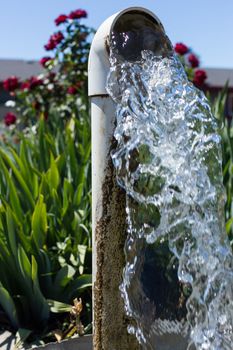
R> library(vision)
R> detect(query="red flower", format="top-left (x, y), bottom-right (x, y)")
top-left (174, 43), bottom-right (189, 55)
top-left (44, 31), bottom-right (64, 51)
top-left (55, 14), bottom-right (68, 26)
top-left (193, 69), bottom-right (207, 87)
top-left (188, 54), bottom-right (199, 68)
top-left (67, 86), bottom-right (77, 95)
top-left (52, 31), bottom-right (64, 44)
top-left (40, 57), bottom-right (52, 67)
top-left (29, 76), bottom-right (43, 89)
top-left (21, 81), bottom-right (30, 90)
top-left (67, 82), bottom-right (82, 95)
top-left (3, 76), bottom-right (19, 92)
top-left (44, 40), bottom-right (57, 51)
top-left (68, 9), bottom-right (87, 20)
top-left (4, 112), bottom-right (17, 126)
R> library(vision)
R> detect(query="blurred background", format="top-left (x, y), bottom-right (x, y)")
top-left (0, 0), bottom-right (232, 67)
top-left (0, 0), bottom-right (232, 119)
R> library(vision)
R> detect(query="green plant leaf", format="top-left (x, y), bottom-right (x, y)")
top-left (31, 256), bottom-right (50, 321)
top-left (0, 149), bottom-right (35, 208)
top-left (18, 245), bottom-right (31, 282)
top-left (0, 157), bottom-right (23, 222)
top-left (31, 195), bottom-right (47, 248)
top-left (54, 265), bottom-right (76, 289)
top-left (66, 274), bottom-right (92, 300)
top-left (6, 206), bottom-right (17, 256)
top-left (46, 154), bottom-right (60, 192)
top-left (0, 282), bottom-right (19, 329)
top-left (9, 146), bottom-right (32, 185)
top-left (47, 299), bottom-right (72, 313)
top-left (32, 172), bottom-right (39, 200)
top-left (73, 183), bottom-right (84, 207)
top-left (62, 178), bottom-right (73, 217)
top-left (77, 244), bottom-right (87, 274)
top-left (226, 217), bottom-right (233, 234)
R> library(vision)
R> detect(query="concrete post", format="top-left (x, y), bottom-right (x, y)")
top-left (91, 97), bottom-right (139, 349)
top-left (88, 7), bottom-right (166, 350)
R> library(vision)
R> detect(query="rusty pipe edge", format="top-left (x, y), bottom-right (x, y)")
top-left (88, 6), bottom-right (165, 97)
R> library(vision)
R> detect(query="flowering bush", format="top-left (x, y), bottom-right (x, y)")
top-left (0, 8), bottom-right (93, 346)
top-left (174, 42), bottom-right (207, 88)
top-left (3, 76), bottom-right (19, 92)
top-left (2, 8), bottom-right (93, 134)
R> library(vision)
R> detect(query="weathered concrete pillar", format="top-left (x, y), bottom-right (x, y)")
top-left (91, 97), bottom-right (139, 350)
top-left (88, 8), bottom-right (165, 349)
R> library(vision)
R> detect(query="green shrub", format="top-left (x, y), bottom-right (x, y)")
top-left (0, 118), bottom-right (91, 342)
top-left (211, 85), bottom-right (233, 246)
top-left (0, 8), bottom-right (92, 345)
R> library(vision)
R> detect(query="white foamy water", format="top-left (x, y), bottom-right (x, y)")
top-left (107, 50), bottom-right (233, 349)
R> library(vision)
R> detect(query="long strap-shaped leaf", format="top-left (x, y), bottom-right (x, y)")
top-left (0, 282), bottom-right (19, 329)
top-left (0, 149), bottom-right (35, 208)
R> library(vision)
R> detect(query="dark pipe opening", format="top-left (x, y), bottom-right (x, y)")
top-left (111, 10), bottom-right (173, 61)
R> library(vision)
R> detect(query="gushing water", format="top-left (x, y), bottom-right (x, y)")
top-left (107, 47), bottom-right (233, 349)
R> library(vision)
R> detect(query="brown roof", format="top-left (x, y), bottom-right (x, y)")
top-left (205, 68), bottom-right (233, 88)
top-left (0, 59), bottom-right (42, 81)
top-left (0, 59), bottom-right (233, 89)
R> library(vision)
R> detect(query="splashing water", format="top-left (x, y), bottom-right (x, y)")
top-left (107, 48), bottom-right (233, 349)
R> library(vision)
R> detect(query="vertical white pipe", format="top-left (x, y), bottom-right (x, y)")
top-left (88, 7), bottom-right (166, 349)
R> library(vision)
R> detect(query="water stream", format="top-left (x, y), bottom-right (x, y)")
top-left (107, 37), bottom-right (233, 349)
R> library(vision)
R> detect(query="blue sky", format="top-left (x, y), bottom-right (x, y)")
top-left (0, 0), bottom-right (232, 68)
